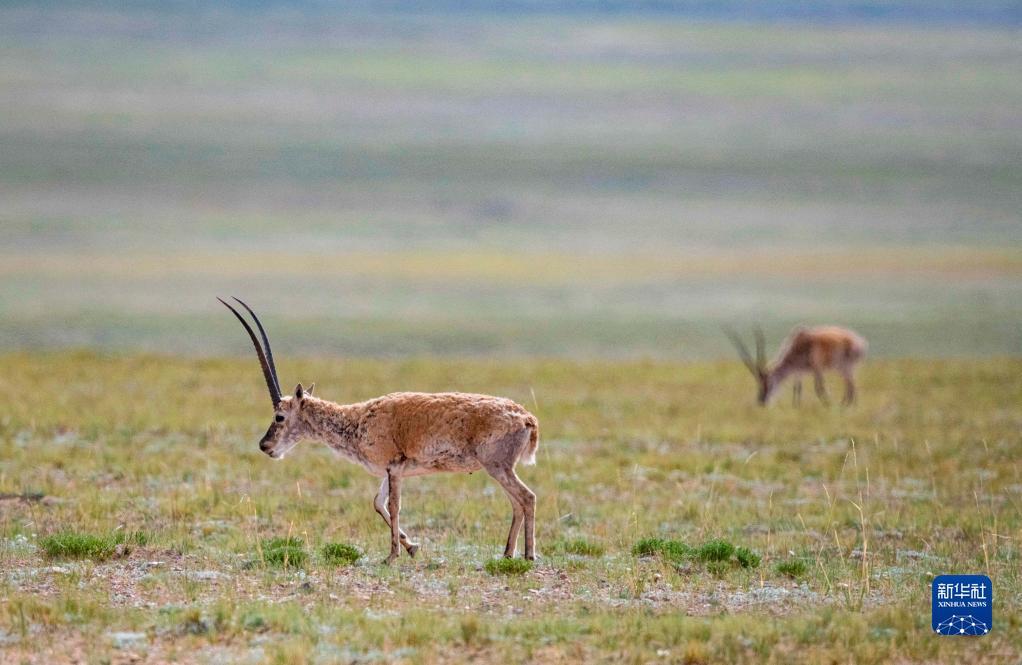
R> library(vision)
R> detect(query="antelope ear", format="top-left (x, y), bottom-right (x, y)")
top-left (306, 383), bottom-right (315, 396)
top-left (294, 383), bottom-right (304, 400)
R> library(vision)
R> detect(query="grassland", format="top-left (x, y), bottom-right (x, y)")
top-left (1, 352), bottom-right (1020, 663)
top-left (1, 7), bottom-right (1020, 660)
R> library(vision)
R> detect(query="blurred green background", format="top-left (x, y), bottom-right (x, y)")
top-left (2, 5), bottom-right (1020, 358)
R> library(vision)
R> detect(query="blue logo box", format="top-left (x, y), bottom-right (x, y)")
top-left (932, 575), bottom-right (992, 635)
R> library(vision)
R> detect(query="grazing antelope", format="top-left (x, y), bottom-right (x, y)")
top-left (725, 325), bottom-right (868, 406)
top-left (219, 297), bottom-right (540, 564)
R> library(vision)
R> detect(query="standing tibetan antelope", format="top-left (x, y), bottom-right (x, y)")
top-left (219, 297), bottom-right (539, 563)
top-left (725, 325), bottom-right (868, 406)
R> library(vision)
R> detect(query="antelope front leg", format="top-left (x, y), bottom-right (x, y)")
top-left (841, 369), bottom-right (856, 406)
top-left (384, 468), bottom-right (403, 565)
top-left (813, 370), bottom-right (830, 405)
top-left (373, 477), bottom-right (420, 557)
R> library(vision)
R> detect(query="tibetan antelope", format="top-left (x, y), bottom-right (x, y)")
top-left (219, 297), bottom-right (539, 564)
top-left (725, 325), bottom-right (868, 406)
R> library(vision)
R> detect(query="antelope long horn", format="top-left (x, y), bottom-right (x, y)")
top-left (722, 326), bottom-right (758, 376)
top-left (218, 297), bottom-right (281, 408)
top-left (231, 296), bottom-right (281, 396)
top-left (754, 326), bottom-right (765, 370)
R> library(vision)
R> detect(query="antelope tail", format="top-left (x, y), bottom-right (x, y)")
top-left (521, 417), bottom-right (539, 466)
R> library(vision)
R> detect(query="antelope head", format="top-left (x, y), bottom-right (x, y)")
top-left (219, 297), bottom-right (314, 459)
top-left (724, 326), bottom-right (772, 405)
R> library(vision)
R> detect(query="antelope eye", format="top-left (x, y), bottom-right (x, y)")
top-left (274, 414), bottom-right (285, 423)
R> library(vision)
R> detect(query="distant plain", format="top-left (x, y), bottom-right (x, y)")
top-left (2, 7), bottom-right (1019, 358)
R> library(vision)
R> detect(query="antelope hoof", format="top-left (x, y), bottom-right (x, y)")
top-left (406, 543), bottom-right (420, 558)
top-left (383, 553), bottom-right (399, 565)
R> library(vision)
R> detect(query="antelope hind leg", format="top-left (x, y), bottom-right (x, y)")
top-left (476, 428), bottom-right (538, 560)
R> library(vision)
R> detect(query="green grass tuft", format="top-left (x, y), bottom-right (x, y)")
top-left (636, 538), bottom-right (760, 571)
top-left (39, 529), bottom-right (151, 560)
top-left (696, 539), bottom-right (736, 562)
top-left (484, 558), bottom-right (533, 576)
top-left (559, 538), bottom-right (605, 557)
top-left (261, 537), bottom-right (308, 568)
top-left (40, 532), bottom-right (118, 560)
top-left (735, 546), bottom-right (761, 569)
top-left (632, 537), bottom-right (693, 562)
top-left (320, 542), bottom-right (361, 566)
top-left (776, 558), bottom-right (809, 579)
top-left (631, 537), bottom-right (664, 557)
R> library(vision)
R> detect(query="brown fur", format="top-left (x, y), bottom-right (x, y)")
top-left (262, 386), bottom-right (540, 563)
top-left (305, 392), bottom-right (537, 471)
top-left (731, 325), bottom-right (868, 406)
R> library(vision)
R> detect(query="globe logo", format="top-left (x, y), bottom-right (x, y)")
top-left (934, 615), bottom-right (989, 635)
